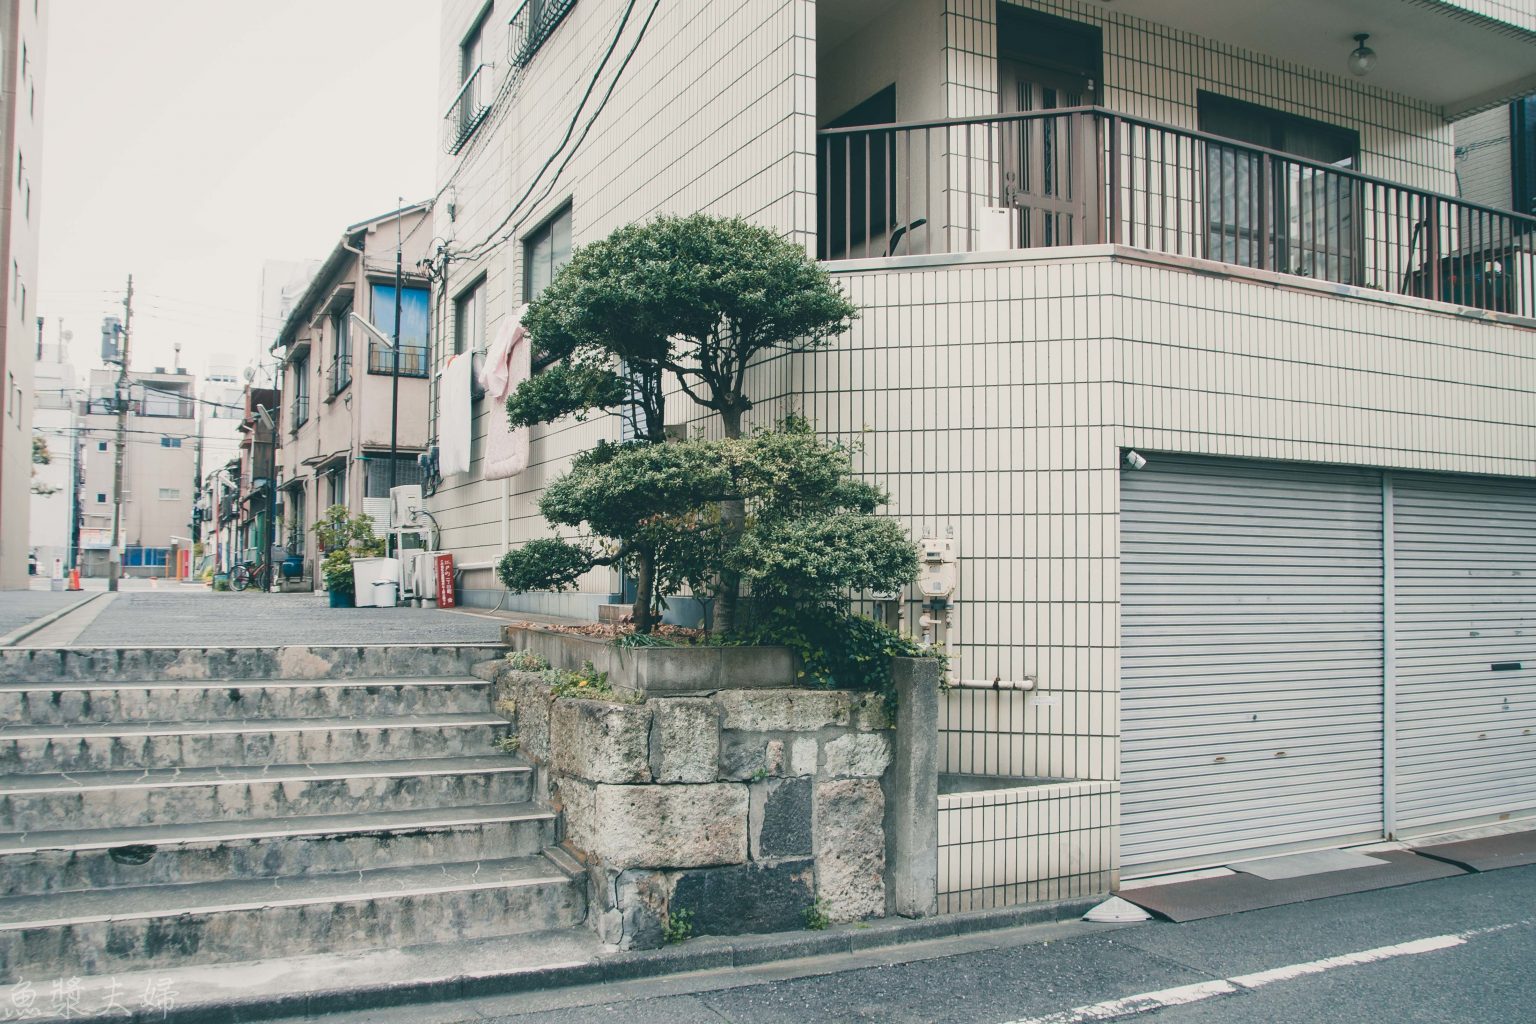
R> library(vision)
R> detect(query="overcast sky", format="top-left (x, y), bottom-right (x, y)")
top-left (38, 1), bottom-right (440, 383)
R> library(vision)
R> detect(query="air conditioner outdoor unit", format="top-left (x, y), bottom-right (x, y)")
top-left (390, 485), bottom-right (424, 528)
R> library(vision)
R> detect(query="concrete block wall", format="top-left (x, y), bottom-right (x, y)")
top-left (488, 655), bottom-right (940, 948)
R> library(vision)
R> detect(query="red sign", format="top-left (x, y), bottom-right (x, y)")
top-left (434, 553), bottom-right (456, 608)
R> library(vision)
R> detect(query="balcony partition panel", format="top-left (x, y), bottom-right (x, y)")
top-left (818, 107), bottom-right (1536, 318)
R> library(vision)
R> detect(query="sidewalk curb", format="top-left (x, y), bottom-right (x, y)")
top-left (0, 592), bottom-right (106, 647)
top-left (62, 896), bottom-right (1105, 1024)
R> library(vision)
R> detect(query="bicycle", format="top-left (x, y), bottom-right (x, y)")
top-left (229, 559), bottom-right (270, 592)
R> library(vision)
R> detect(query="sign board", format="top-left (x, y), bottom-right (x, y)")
top-left (434, 553), bottom-right (456, 608)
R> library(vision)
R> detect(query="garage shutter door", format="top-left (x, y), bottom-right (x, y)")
top-left (1392, 474), bottom-right (1536, 834)
top-left (1121, 455), bottom-right (1385, 872)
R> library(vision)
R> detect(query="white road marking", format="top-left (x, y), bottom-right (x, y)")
top-left (1001, 921), bottom-right (1529, 1024)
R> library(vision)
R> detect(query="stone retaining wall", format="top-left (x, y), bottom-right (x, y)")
top-left (487, 656), bottom-right (939, 949)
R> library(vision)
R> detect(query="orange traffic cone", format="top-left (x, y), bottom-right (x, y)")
top-left (67, 569), bottom-right (81, 591)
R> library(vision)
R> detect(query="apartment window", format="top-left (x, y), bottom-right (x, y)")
top-left (453, 277), bottom-right (486, 356)
top-left (287, 486), bottom-right (306, 552)
top-left (325, 463), bottom-right (348, 509)
top-left (291, 355), bottom-right (309, 429)
top-left (160, 436), bottom-right (182, 448)
top-left (452, 2), bottom-right (493, 149)
top-left (1199, 92), bottom-right (1360, 285)
top-left (95, 493), bottom-right (106, 503)
top-left (158, 488), bottom-right (180, 500)
top-left (97, 441), bottom-right (107, 452)
top-left (330, 300), bottom-right (352, 395)
top-left (523, 204), bottom-right (572, 301)
top-left (363, 455), bottom-right (423, 498)
top-left (1513, 96), bottom-right (1536, 216)
top-left (367, 284), bottom-right (430, 377)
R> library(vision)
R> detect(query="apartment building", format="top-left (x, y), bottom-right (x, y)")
top-left (28, 328), bottom-right (75, 576)
top-left (1455, 93), bottom-right (1534, 213)
top-left (428, 0), bottom-right (1536, 903)
top-left (0, 0), bottom-right (45, 588)
top-left (77, 368), bottom-right (198, 577)
top-left (272, 204), bottom-right (431, 579)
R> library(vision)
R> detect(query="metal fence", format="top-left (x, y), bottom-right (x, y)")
top-left (818, 106), bottom-right (1536, 316)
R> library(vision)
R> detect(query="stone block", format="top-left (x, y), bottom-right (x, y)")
top-left (851, 693), bottom-right (892, 731)
top-left (670, 860), bottom-right (815, 936)
top-left (550, 699), bottom-right (653, 784)
top-left (750, 776), bottom-right (813, 860)
top-left (501, 672), bottom-right (552, 765)
top-left (789, 737), bottom-right (818, 776)
top-left (554, 777), bottom-right (597, 852)
top-left (590, 783), bottom-right (748, 870)
top-left (814, 778), bottom-right (886, 922)
top-left (719, 732), bottom-right (771, 781)
top-left (649, 698), bottom-right (719, 784)
top-left (822, 732), bottom-right (892, 778)
top-left (716, 690), bottom-right (852, 732)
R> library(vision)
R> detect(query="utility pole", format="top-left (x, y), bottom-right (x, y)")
top-left (108, 275), bottom-right (133, 593)
top-left (388, 200), bottom-right (403, 500)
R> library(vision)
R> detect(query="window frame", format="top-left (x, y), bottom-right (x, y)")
top-left (522, 202), bottom-right (573, 302)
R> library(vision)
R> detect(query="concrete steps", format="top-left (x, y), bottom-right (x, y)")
top-left (0, 855), bottom-right (584, 982)
top-left (0, 647), bottom-right (587, 983)
top-left (0, 677), bottom-right (498, 725)
top-left (0, 712), bottom-right (511, 772)
top-left (0, 754), bottom-right (532, 830)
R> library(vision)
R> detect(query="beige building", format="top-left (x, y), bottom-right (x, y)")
top-left (77, 368), bottom-right (198, 577)
top-left (428, 0), bottom-right (1536, 904)
top-left (28, 328), bottom-right (74, 576)
top-left (272, 204), bottom-right (432, 579)
top-left (0, 0), bottom-right (45, 588)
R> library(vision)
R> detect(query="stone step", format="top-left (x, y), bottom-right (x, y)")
top-left (0, 855), bottom-right (586, 982)
top-left (0, 677), bottom-right (495, 726)
top-left (0, 802), bottom-right (556, 896)
top-left (0, 644), bottom-right (506, 685)
top-left (0, 714), bottom-right (511, 774)
top-left (0, 754), bottom-right (531, 832)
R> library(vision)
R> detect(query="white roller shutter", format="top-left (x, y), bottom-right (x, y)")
top-left (1120, 455), bottom-right (1385, 873)
top-left (1392, 474), bottom-right (1536, 834)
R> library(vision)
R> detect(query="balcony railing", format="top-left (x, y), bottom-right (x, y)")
top-left (328, 355), bottom-right (352, 397)
top-left (818, 106), bottom-right (1536, 317)
top-left (367, 344), bottom-right (430, 378)
top-left (443, 62), bottom-right (492, 155)
top-left (509, 0), bottom-right (577, 68)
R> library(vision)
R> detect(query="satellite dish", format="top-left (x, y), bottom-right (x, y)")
top-left (242, 366), bottom-right (256, 384)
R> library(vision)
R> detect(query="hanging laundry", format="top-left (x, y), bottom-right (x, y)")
top-left (437, 350), bottom-right (474, 477)
top-left (480, 304), bottom-right (530, 480)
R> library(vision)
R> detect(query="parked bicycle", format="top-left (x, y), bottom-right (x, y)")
top-left (229, 558), bottom-right (270, 592)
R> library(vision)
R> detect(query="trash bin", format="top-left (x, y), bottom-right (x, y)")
top-left (373, 579), bottom-right (399, 607)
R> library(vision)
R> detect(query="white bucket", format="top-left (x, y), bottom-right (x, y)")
top-left (372, 579), bottom-right (399, 608)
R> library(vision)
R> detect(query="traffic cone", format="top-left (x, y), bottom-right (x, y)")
top-left (67, 569), bottom-right (81, 591)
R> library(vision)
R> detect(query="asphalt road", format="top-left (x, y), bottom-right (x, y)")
top-left (292, 863), bottom-right (1536, 1024)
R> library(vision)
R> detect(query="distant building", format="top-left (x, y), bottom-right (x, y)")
top-left (1455, 94), bottom-right (1535, 214)
top-left (29, 328), bottom-right (75, 576)
top-left (254, 260), bottom-right (321, 385)
top-left (0, 0), bottom-right (46, 588)
top-left (77, 368), bottom-right (198, 578)
top-left (271, 203), bottom-right (431, 585)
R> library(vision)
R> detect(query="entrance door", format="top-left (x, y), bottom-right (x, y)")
top-left (999, 63), bottom-right (1094, 248)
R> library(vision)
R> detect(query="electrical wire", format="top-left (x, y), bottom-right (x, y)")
top-left (447, 0), bottom-right (653, 265)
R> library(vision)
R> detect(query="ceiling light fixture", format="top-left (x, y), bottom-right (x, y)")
top-left (1348, 33), bottom-right (1377, 76)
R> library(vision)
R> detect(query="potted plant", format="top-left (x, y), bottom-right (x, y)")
top-left (312, 504), bottom-right (385, 609)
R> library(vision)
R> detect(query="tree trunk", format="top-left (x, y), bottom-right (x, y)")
top-left (712, 405), bottom-right (746, 635)
top-left (632, 546), bottom-right (658, 633)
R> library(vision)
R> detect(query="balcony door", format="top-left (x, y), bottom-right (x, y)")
top-left (999, 61), bottom-right (1094, 248)
top-left (996, 5), bottom-right (1100, 249)
top-left (1199, 93), bottom-right (1361, 284)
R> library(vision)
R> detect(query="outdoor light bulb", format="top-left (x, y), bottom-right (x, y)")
top-left (1348, 34), bottom-right (1377, 76)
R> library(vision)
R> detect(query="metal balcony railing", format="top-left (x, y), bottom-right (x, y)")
top-left (509, 0), bottom-right (577, 68)
top-left (328, 356), bottom-right (351, 397)
top-left (443, 63), bottom-right (493, 155)
top-left (367, 344), bottom-right (430, 379)
top-left (818, 106), bottom-right (1536, 317)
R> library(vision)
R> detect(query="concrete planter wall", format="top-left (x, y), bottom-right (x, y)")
top-left (486, 650), bottom-right (940, 950)
top-left (503, 623), bottom-right (799, 695)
